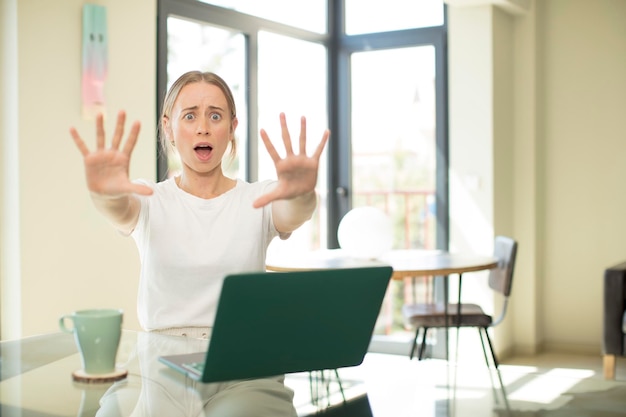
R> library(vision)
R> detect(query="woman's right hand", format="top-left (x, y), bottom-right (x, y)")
top-left (70, 110), bottom-right (153, 197)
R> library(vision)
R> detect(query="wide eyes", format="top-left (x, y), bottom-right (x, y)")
top-left (182, 112), bottom-right (222, 121)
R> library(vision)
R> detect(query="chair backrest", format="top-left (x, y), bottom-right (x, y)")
top-left (488, 236), bottom-right (518, 297)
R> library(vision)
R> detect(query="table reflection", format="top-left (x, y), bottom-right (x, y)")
top-left (95, 332), bottom-right (297, 417)
top-left (0, 330), bottom-right (373, 416)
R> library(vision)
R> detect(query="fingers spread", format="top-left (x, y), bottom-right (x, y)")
top-left (299, 116), bottom-right (307, 154)
top-left (121, 121), bottom-right (142, 156)
top-left (279, 113), bottom-right (294, 155)
top-left (260, 128), bottom-right (281, 162)
top-left (69, 127), bottom-right (90, 157)
top-left (313, 129), bottom-right (330, 159)
top-left (95, 113), bottom-right (106, 150)
top-left (128, 182), bottom-right (154, 196)
top-left (252, 191), bottom-right (276, 209)
top-left (110, 110), bottom-right (127, 149)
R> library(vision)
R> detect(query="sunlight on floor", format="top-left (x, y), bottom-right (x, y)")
top-left (507, 367), bottom-right (596, 404)
top-left (312, 352), bottom-right (626, 417)
top-left (508, 374), bottom-right (583, 404)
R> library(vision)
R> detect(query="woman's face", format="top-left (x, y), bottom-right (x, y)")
top-left (165, 81), bottom-right (238, 176)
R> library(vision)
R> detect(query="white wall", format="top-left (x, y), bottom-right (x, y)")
top-left (1, 0), bottom-right (20, 339)
top-left (540, 0), bottom-right (626, 353)
top-left (448, 3), bottom-right (521, 357)
top-left (1, 0), bottom-right (156, 339)
top-left (449, 0), bottom-right (626, 356)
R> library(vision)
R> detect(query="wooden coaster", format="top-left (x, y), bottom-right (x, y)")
top-left (72, 368), bottom-right (128, 384)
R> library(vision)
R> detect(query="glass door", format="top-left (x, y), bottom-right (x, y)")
top-left (350, 46), bottom-right (440, 354)
top-left (164, 16), bottom-right (247, 180)
top-left (257, 31), bottom-right (329, 258)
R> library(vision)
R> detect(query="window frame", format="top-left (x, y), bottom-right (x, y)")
top-left (156, 0), bottom-right (448, 250)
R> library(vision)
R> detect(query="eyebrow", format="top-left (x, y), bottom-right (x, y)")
top-left (180, 105), bottom-right (225, 113)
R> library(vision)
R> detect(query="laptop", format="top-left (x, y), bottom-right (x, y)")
top-left (159, 266), bottom-right (393, 383)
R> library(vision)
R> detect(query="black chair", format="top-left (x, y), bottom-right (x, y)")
top-left (402, 236), bottom-right (518, 387)
top-left (603, 262), bottom-right (626, 379)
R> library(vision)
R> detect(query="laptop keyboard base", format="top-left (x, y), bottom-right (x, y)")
top-left (182, 361), bottom-right (204, 375)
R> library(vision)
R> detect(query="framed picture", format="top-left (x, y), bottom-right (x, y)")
top-left (81, 4), bottom-right (107, 120)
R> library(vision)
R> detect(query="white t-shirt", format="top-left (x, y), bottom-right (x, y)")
top-left (131, 178), bottom-right (283, 331)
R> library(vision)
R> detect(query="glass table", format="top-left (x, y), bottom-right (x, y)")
top-left (0, 330), bottom-right (373, 417)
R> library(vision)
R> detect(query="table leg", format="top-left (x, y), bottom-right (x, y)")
top-left (457, 274), bottom-right (463, 324)
top-left (444, 274), bottom-right (449, 361)
top-left (455, 274), bottom-right (463, 364)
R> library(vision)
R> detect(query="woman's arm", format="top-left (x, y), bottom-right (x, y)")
top-left (270, 190), bottom-right (317, 234)
top-left (88, 192), bottom-right (142, 235)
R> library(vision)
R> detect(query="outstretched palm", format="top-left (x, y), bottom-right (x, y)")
top-left (70, 111), bottom-right (153, 197)
top-left (253, 113), bottom-right (330, 208)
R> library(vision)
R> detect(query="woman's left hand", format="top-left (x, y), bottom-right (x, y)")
top-left (253, 113), bottom-right (330, 208)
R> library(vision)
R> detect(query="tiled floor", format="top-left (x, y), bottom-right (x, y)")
top-left (289, 351), bottom-right (626, 416)
top-left (359, 352), bottom-right (626, 416)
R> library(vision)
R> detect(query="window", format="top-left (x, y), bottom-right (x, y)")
top-left (165, 16), bottom-right (247, 180)
top-left (351, 46), bottom-right (437, 250)
top-left (157, 0), bottom-right (448, 354)
top-left (345, 0), bottom-right (444, 34)
top-left (257, 32), bottom-right (329, 255)
top-left (200, 0), bottom-right (327, 33)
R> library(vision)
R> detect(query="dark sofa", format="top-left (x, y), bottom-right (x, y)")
top-left (603, 261), bottom-right (626, 379)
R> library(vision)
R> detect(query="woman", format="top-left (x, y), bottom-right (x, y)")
top-left (70, 71), bottom-right (329, 338)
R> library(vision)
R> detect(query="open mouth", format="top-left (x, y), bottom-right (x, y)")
top-left (194, 144), bottom-right (213, 161)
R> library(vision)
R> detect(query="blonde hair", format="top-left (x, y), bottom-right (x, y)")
top-left (159, 71), bottom-right (237, 158)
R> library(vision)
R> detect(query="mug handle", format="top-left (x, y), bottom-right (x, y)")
top-left (59, 315), bottom-right (74, 333)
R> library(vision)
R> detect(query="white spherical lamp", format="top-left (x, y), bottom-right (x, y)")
top-left (337, 207), bottom-right (393, 259)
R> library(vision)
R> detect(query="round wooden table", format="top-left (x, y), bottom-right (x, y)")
top-left (265, 248), bottom-right (498, 280)
top-left (266, 248), bottom-right (499, 361)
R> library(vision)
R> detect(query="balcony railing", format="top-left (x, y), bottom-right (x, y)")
top-left (299, 188), bottom-right (438, 336)
top-left (353, 189), bottom-right (435, 250)
top-left (353, 189), bottom-right (436, 335)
